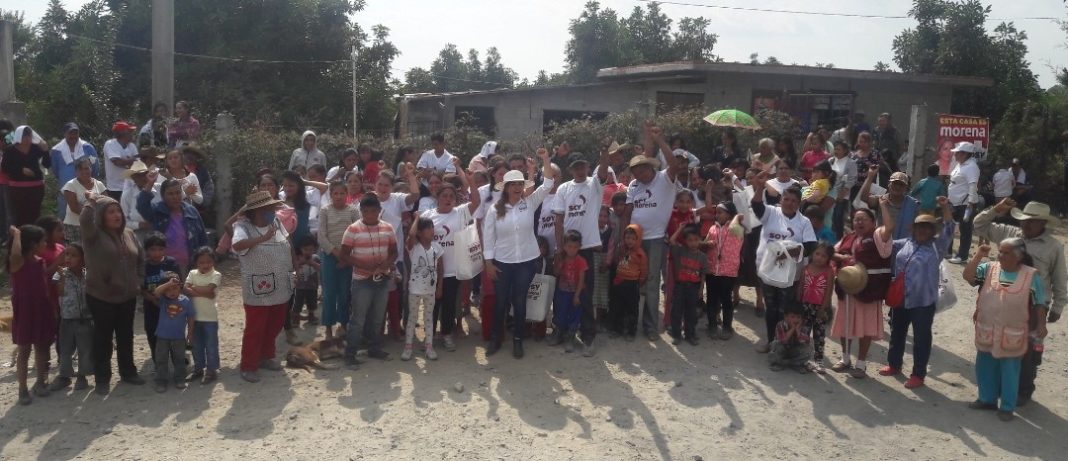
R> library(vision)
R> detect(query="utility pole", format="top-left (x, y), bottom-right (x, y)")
top-left (351, 45), bottom-right (358, 139)
top-left (151, 0), bottom-right (175, 113)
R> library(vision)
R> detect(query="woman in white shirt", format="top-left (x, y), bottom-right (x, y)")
top-left (159, 149), bottom-right (202, 205)
top-left (326, 148), bottom-right (360, 182)
top-left (60, 157), bottom-right (107, 243)
top-left (483, 148), bottom-right (554, 359)
top-left (947, 142), bottom-right (981, 264)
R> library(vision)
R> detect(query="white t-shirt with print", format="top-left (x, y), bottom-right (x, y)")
top-left (379, 192), bottom-right (410, 256)
top-left (757, 205), bottom-right (816, 278)
top-left (408, 241), bottom-right (444, 295)
top-left (552, 179), bottom-right (603, 249)
top-left (537, 194), bottom-right (558, 254)
top-left (417, 150), bottom-right (457, 174)
top-left (766, 178), bottom-right (799, 195)
top-left (626, 170), bottom-right (677, 240)
top-left (61, 178), bottom-right (107, 226)
top-left (419, 205), bottom-right (472, 278)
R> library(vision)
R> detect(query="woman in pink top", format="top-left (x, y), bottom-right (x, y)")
top-left (704, 201), bottom-right (744, 340)
top-left (798, 132), bottom-right (829, 183)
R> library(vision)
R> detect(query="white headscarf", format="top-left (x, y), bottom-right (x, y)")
top-left (478, 141), bottom-right (498, 159)
top-left (9, 125), bottom-right (43, 146)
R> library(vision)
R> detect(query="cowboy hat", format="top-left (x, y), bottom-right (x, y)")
top-left (837, 263), bottom-right (869, 296)
top-left (628, 155), bottom-right (660, 170)
top-left (913, 214), bottom-right (939, 226)
top-left (139, 146), bottom-right (166, 160)
top-left (1010, 201), bottom-right (1059, 224)
top-left (122, 160), bottom-right (150, 179)
top-left (239, 190), bottom-right (285, 213)
top-left (607, 141), bottom-right (631, 155)
top-left (494, 169), bottom-right (534, 191)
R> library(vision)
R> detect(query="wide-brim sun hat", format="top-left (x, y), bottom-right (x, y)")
top-left (122, 160), bottom-right (150, 179)
top-left (913, 214), bottom-right (939, 226)
top-left (494, 169), bottom-right (534, 191)
top-left (837, 263), bottom-right (869, 296)
top-left (239, 190), bottom-right (285, 212)
top-left (1010, 201), bottom-right (1059, 224)
top-left (628, 155), bottom-right (660, 170)
top-left (607, 141), bottom-right (631, 155)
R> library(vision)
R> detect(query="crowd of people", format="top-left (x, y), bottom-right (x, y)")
top-left (0, 109), bottom-right (1062, 424)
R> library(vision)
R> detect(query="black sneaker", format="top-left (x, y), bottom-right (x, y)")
top-left (671, 336), bottom-right (683, 346)
top-left (486, 340), bottom-right (501, 356)
top-left (344, 356), bottom-right (361, 370)
top-left (686, 336), bottom-right (699, 346)
top-left (74, 376), bottom-right (89, 390)
top-left (512, 340), bottom-right (524, 359)
top-left (368, 350), bottom-right (391, 361)
top-left (120, 375), bottom-right (146, 385)
top-left (47, 377), bottom-right (72, 392)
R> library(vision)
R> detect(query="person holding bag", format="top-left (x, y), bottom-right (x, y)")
top-left (880, 197), bottom-right (955, 389)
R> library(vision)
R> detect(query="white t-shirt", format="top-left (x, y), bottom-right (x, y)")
top-left (102, 139), bottom-right (138, 192)
top-left (626, 171), bottom-right (677, 240)
top-left (420, 205), bottom-right (472, 278)
top-left (379, 192), bottom-right (410, 256)
top-left (186, 269), bottom-right (222, 322)
top-left (473, 184), bottom-right (501, 221)
top-left (408, 241), bottom-right (444, 295)
top-left (766, 177), bottom-right (800, 195)
top-left (552, 179), bottom-right (603, 249)
top-left (948, 158), bottom-right (980, 206)
top-left (757, 205), bottom-right (816, 277)
top-left (416, 150), bottom-right (457, 174)
top-left (326, 165), bottom-right (359, 182)
top-left (61, 178), bottom-right (107, 226)
top-left (417, 196), bottom-right (437, 214)
top-left (992, 169), bottom-right (1014, 197)
top-left (537, 194), bottom-right (558, 254)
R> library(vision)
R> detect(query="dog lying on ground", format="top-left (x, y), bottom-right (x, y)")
top-left (308, 337), bottom-right (344, 360)
top-left (285, 338), bottom-right (344, 372)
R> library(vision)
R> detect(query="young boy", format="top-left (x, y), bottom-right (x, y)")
top-left (143, 232), bottom-right (181, 359)
top-left (668, 224), bottom-right (709, 346)
top-left (552, 230), bottom-right (588, 353)
top-left (910, 163), bottom-right (947, 215)
top-left (804, 204), bottom-right (837, 244)
top-left (185, 247), bottom-right (221, 384)
top-left (403, 217), bottom-right (444, 361)
top-left (340, 194), bottom-right (398, 369)
top-left (768, 303), bottom-right (814, 372)
top-left (293, 236), bottom-right (322, 324)
top-left (611, 224), bottom-right (647, 340)
top-left (152, 272), bottom-right (195, 392)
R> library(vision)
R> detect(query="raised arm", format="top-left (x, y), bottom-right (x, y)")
top-left (877, 194), bottom-right (893, 242)
top-left (859, 164), bottom-right (878, 207)
top-left (456, 157), bottom-right (481, 214)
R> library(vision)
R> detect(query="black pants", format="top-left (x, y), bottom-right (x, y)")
top-left (671, 281), bottom-right (700, 339)
top-left (951, 205), bottom-right (975, 259)
top-left (705, 275), bottom-right (736, 331)
top-left (143, 300), bottom-right (160, 358)
top-left (610, 280), bottom-right (640, 336)
top-left (433, 277), bottom-right (460, 336)
top-left (578, 248), bottom-right (597, 342)
top-left (832, 199), bottom-right (849, 241)
top-left (88, 295), bottom-right (138, 383)
top-left (105, 190), bottom-right (124, 201)
top-left (887, 304), bottom-right (935, 378)
top-left (293, 287), bottom-right (318, 319)
top-left (1019, 338), bottom-right (1041, 399)
top-left (761, 282), bottom-right (797, 342)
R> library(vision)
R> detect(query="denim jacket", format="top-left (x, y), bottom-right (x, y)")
top-left (137, 190), bottom-right (208, 258)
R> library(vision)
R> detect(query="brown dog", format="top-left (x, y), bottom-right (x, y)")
top-left (307, 337), bottom-right (344, 360)
top-left (285, 345), bottom-right (339, 372)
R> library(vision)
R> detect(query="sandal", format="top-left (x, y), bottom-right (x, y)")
top-left (806, 361), bottom-right (825, 374)
top-left (830, 361), bottom-right (852, 373)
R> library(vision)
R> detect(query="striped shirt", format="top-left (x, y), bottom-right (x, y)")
top-left (341, 220), bottom-right (396, 280)
top-left (318, 203), bottom-right (360, 254)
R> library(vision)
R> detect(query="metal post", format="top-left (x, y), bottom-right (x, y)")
top-left (214, 112), bottom-right (235, 229)
top-left (352, 45), bottom-right (358, 139)
top-left (151, 0), bottom-right (175, 113)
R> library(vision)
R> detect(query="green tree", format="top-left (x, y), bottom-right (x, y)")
top-left (673, 17), bottom-right (718, 62)
top-left (625, 3), bottom-right (672, 64)
top-left (482, 47), bottom-right (517, 88)
top-left (404, 67), bottom-right (435, 93)
top-left (466, 48), bottom-right (483, 88)
top-left (429, 44), bottom-right (469, 93)
top-left (874, 61), bottom-right (894, 72)
top-left (565, 2), bottom-right (632, 83)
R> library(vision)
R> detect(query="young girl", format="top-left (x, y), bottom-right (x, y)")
top-left (802, 160), bottom-right (836, 204)
top-left (345, 171), bottom-right (365, 205)
top-left (49, 243), bottom-right (92, 392)
top-left (704, 201), bottom-right (744, 340)
top-left (403, 217), bottom-right (444, 361)
top-left (7, 225), bottom-right (57, 405)
top-left (798, 242), bottom-right (836, 373)
top-left (185, 247), bottom-right (222, 383)
top-left (318, 181), bottom-right (360, 340)
top-left (663, 189), bottom-right (699, 328)
top-left (328, 148), bottom-right (360, 182)
top-left (34, 215), bottom-right (65, 278)
top-left (612, 225), bottom-right (647, 340)
top-left (553, 231), bottom-right (588, 353)
top-left (359, 148), bottom-right (384, 185)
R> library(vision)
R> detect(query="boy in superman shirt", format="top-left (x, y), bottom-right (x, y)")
top-left (151, 272), bottom-right (195, 392)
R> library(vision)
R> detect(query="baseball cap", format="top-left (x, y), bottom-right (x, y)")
top-left (889, 172), bottom-right (910, 185)
top-left (62, 122), bottom-right (79, 133)
top-left (112, 120), bottom-right (136, 134)
top-left (950, 142), bottom-right (976, 154)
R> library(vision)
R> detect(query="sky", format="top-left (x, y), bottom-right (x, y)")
top-left (5, 0), bottom-right (1066, 88)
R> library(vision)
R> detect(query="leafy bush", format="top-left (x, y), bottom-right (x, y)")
top-left (987, 87), bottom-right (1068, 210)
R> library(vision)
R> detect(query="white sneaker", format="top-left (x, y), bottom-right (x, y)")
top-left (948, 257), bottom-right (964, 265)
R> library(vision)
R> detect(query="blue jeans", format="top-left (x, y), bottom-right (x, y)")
top-left (345, 278), bottom-right (390, 357)
top-left (976, 351), bottom-right (1022, 411)
top-left (492, 258), bottom-right (538, 343)
top-left (320, 252), bottom-right (352, 328)
top-left (640, 239), bottom-right (667, 335)
top-left (192, 321), bottom-right (220, 371)
top-left (887, 304), bottom-right (935, 377)
top-left (552, 289), bottom-right (581, 332)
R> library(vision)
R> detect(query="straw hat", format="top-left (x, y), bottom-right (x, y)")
top-left (239, 190), bottom-right (284, 212)
top-left (607, 141), bottom-right (631, 155)
top-left (139, 146), bottom-right (166, 160)
top-left (1010, 201), bottom-right (1059, 224)
top-left (837, 263), bottom-right (869, 295)
top-left (913, 214), bottom-right (939, 226)
top-left (628, 155), bottom-right (660, 170)
top-left (494, 170), bottom-right (534, 191)
top-left (122, 160), bottom-right (150, 179)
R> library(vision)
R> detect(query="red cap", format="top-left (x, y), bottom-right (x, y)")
top-left (112, 121), bottom-right (136, 134)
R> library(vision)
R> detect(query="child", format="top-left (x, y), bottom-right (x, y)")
top-left (804, 204), bottom-right (837, 244)
top-left (768, 303), bottom-right (814, 373)
top-left (152, 272), bottom-right (195, 392)
top-left (704, 201), bottom-right (744, 340)
top-left (318, 181), bottom-right (359, 340)
top-left (293, 236), bottom-right (322, 324)
top-left (403, 217), bottom-right (444, 361)
top-left (7, 225), bottom-right (58, 405)
top-left (552, 230), bottom-right (588, 353)
top-left (592, 207), bottom-right (612, 328)
top-left (143, 232), bottom-right (181, 358)
top-left (185, 247), bottom-right (222, 383)
top-left (801, 160), bottom-right (835, 203)
top-left (798, 242), bottom-right (835, 373)
top-left (668, 224), bottom-right (709, 346)
top-left (49, 243), bottom-right (92, 392)
top-left (663, 189), bottom-right (699, 327)
top-left (611, 224), bottom-right (647, 340)
top-left (34, 215), bottom-right (65, 278)
top-left (910, 163), bottom-right (947, 215)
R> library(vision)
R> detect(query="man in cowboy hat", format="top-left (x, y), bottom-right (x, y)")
top-left (119, 160), bottom-right (159, 241)
top-left (974, 198), bottom-right (1066, 405)
top-left (103, 120), bottom-right (140, 201)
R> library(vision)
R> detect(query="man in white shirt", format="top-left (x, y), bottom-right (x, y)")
top-left (288, 131), bottom-right (327, 171)
top-left (119, 160), bottom-right (160, 241)
top-left (416, 133), bottom-right (457, 183)
top-left (992, 165), bottom-right (1015, 201)
top-left (947, 142), bottom-right (981, 263)
top-left (103, 121), bottom-right (140, 200)
top-left (622, 123), bottom-right (684, 341)
top-left (551, 148), bottom-right (610, 355)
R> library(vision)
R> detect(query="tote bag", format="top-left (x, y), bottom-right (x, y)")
top-left (526, 273), bottom-right (556, 322)
top-left (758, 240), bottom-right (803, 289)
top-left (452, 210), bottom-right (484, 280)
top-left (936, 259), bottom-right (958, 312)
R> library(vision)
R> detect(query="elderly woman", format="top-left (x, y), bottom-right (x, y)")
top-left (483, 148), bottom-right (554, 358)
top-left (137, 178), bottom-right (208, 273)
top-left (60, 158), bottom-right (107, 243)
top-left (80, 193), bottom-right (146, 394)
top-left (829, 196), bottom-right (893, 379)
top-left (963, 238), bottom-right (1048, 422)
top-left (750, 137), bottom-right (780, 173)
top-left (880, 197), bottom-right (955, 388)
top-left (3, 126), bottom-right (51, 226)
top-left (232, 190), bottom-right (294, 383)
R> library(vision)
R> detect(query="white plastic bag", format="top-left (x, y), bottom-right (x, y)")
top-left (453, 220), bottom-right (483, 280)
top-left (526, 273), bottom-right (556, 322)
top-left (936, 259), bottom-right (957, 312)
top-left (853, 174), bottom-right (886, 211)
top-left (758, 240), bottom-right (803, 288)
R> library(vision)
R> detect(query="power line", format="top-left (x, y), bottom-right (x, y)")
top-left (638, 0), bottom-right (1059, 21)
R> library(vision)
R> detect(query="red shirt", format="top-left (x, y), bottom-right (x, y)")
top-left (667, 209), bottom-right (696, 245)
top-left (556, 255), bottom-right (588, 292)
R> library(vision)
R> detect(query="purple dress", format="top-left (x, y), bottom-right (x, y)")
top-left (10, 256), bottom-right (57, 346)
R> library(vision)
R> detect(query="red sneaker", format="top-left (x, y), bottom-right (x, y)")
top-left (878, 366), bottom-right (901, 376)
top-left (904, 376), bottom-right (925, 389)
